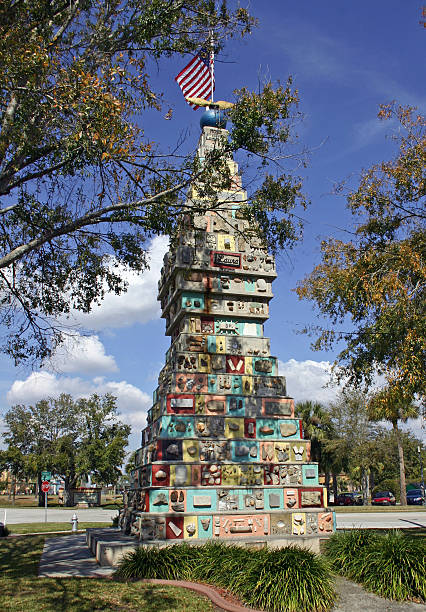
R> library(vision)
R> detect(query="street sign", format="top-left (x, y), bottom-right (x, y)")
top-left (41, 481), bottom-right (50, 493)
top-left (41, 471), bottom-right (51, 481)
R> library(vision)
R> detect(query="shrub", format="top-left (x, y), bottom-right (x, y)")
top-left (324, 529), bottom-right (378, 575)
top-left (325, 530), bottom-right (426, 602)
top-left (116, 542), bottom-right (336, 612)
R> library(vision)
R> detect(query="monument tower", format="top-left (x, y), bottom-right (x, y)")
top-left (122, 106), bottom-right (335, 548)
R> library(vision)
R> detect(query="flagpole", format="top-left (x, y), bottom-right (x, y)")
top-left (210, 30), bottom-right (214, 103)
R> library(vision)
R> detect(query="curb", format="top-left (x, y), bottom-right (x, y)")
top-left (138, 578), bottom-right (261, 612)
top-left (4, 530), bottom-right (86, 537)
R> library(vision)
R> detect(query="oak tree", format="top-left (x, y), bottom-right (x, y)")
top-left (0, 0), bottom-right (307, 364)
top-left (2, 393), bottom-right (130, 505)
top-left (297, 104), bottom-right (425, 410)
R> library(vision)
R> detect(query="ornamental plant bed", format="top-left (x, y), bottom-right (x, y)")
top-left (324, 529), bottom-right (426, 603)
top-left (115, 541), bottom-right (336, 612)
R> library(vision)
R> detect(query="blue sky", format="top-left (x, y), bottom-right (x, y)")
top-left (1, 1), bottom-right (425, 451)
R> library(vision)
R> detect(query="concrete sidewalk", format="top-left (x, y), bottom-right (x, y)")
top-left (38, 534), bottom-right (114, 578)
top-left (38, 535), bottom-right (425, 611)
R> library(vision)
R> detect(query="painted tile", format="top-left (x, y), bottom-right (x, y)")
top-left (217, 489), bottom-right (242, 511)
top-left (262, 398), bottom-right (293, 417)
top-left (302, 464), bottom-right (319, 485)
top-left (163, 416), bottom-right (194, 439)
top-left (270, 513), bottom-right (292, 536)
top-left (205, 396), bottom-right (226, 415)
top-left (273, 443), bottom-right (291, 463)
top-left (252, 356), bottom-right (276, 376)
top-left (169, 489), bottom-right (187, 513)
top-left (213, 514), bottom-right (269, 538)
top-left (264, 488), bottom-right (284, 511)
top-left (217, 234), bottom-right (236, 251)
top-left (183, 439), bottom-right (199, 462)
top-left (284, 488), bottom-right (299, 510)
top-left (227, 396), bottom-right (245, 416)
top-left (241, 375), bottom-right (253, 394)
top-left (186, 489), bottom-right (216, 512)
top-left (207, 374), bottom-right (217, 393)
top-left (232, 440), bottom-right (259, 462)
top-left (170, 464), bottom-right (190, 487)
top-left (231, 375), bottom-right (243, 394)
top-left (198, 353), bottom-right (210, 372)
top-left (244, 418), bottom-right (256, 438)
top-left (191, 464), bottom-right (202, 486)
top-left (244, 356), bottom-right (253, 375)
top-left (149, 489), bottom-right (169, 512)
top-left (151, 465), bottom-right (169, 487)
top-left (221, 465), bottom-right (240, 486)
top-left (166, 517), bottom-right (184, 539)
top-left (197, 515), bottom-right (213, 538)
top-left (195, 394), bottom-right (205, 414)
top-left (226, 355), bottom-right (245, 374)
top-left (162, 439), bottom-right (183, 461)
top-left (166, 394), bottom-right (195, 415)
top-left (257, 418), bottom-right (278, 439)
top-left (290, 443), bottom-right (307, 462)
top-left (318, 512), bottom-right (334, 534)
top-left (299, 488), bottom-right (323, 508)
top-left (292, 513), bottom-right (306, 536)
top-left (277, 419), bottom-right (301, 440)
top-left (225, 417), bottom-right (244, 438)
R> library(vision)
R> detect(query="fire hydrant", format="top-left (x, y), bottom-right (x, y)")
top-left (71, 513), bottom-right (78, 533)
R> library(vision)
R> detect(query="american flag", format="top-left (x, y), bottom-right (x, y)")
top-left (175, 51), bottom-right (215, 109)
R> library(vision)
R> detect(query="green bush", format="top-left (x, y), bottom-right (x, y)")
top-left (116, 542), bottom-right (336, 612)
top-left (325, 530), bottom-right (426, 602)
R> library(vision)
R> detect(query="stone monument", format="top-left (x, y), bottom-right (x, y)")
top-left (120, 112), bottom-right (335, 549)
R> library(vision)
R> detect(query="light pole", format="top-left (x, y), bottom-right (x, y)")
top-left (418, 446), bottom-right (425, 495)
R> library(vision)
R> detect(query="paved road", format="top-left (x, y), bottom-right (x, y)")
top-left (0, 507), bottom-right (118, 524)
top-left (1, 507), bottom-right (425, 528)
top-left (336, 511), bottom-right (426, 530)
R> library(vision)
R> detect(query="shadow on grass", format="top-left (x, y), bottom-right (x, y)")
top-left (0, 536), bottom-right (211, 611)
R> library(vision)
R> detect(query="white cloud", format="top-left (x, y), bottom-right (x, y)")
top-left (48, 334), bottom-right (118, 374)
top-left (278, 358), bottom-right (339, 405)
top-left (6, 372), bottom-right (151, 434)
top-left (66, 235), bottom-right (169, 331)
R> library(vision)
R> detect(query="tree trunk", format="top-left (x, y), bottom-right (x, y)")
top-left (324, 471), bottom-right (330, 500)
top-left (12, 476), bottom-right (16, 505)
top-left (362, 469), bottom-right (370, 505)
top-left (332, 473), bottom-right (338, 502)
top-left (37, 473), bottom-right (44, 507)
top-left (64, 475), bottom-right (77, 507)
top-left (394, 421), bottom-right (407, 505)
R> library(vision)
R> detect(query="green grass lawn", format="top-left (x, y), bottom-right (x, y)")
top-left (0, 535), bottom-right (213, 612)
top-left (6, 522), bottom-right (112, 534)
top-left (332, 505), bottom-right (426, 512)
top-left (0, 495), bottom-right (123, 508)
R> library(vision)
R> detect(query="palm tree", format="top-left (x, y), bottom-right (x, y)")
top-left (295, 401), bottom-right (338, 497)
top-left (368, 387), bottom-right (419, 506)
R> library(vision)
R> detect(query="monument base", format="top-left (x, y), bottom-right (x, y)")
top-left (86, 527), bottom-right (332, 566)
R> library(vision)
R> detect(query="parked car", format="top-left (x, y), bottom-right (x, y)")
top-left (406, 489), bottom-right (425, 505)
top-left (371, 491), bottom-right (396, 505)
top-left (334, 492), bottom-right (363, 506)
